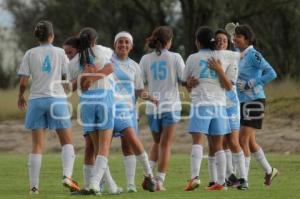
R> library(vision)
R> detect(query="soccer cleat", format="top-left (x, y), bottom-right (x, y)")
top-left (184, 176), bottom-right (200, 191)
top-left (206, 183), bottom-right (228, 191)
top-left (226, 173), bottom-right (239, 187)
top-left (237, 178), bottom-right (248, 190)
top-left (127, 184), bottom-right (137, 193)
top-left (89, 184), bottom-right (102, 196)
top-left (206, 182), bottom-right (216, 188)
top-left (142, 175), bottom-right (156, 192)
top-left (109, 186), bottom-right (123, 195)
top-left (70, 189), bottom-right (93, 196)
top-left (156, 179), bottom-right (166, 191)
top-left (264, 168), bottom-right (279, 186)
top-left (62, 176), bottom-right (80, 192)
top-left (29, 187), bottom-right (39, 195)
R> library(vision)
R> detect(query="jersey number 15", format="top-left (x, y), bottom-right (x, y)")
top-left (151, 61), bottom-right (168, 80)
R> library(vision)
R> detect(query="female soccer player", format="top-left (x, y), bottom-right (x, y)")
top-left (207, 29), bottom-right (248, 190)
top-left (112, 31), bottom-right (157, 192)
top-left (140, 26), bottom-right (185, 191)
top-left (233, 24), bottom-right (278, 186)
top-left (183, 26), bottom-right (231, 191)
top-left (17, 21), bottom-right (80, 194)
top-left (63, 36), bottom-right (123, 195)
top-left (67, 27), bottom-right (115, 195)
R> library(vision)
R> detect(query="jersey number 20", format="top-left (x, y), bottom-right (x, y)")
top-left (199, 60), bottom-right (217, 79)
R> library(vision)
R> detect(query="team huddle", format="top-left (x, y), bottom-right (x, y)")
top-left (17, 20), bottom-right (278, 196)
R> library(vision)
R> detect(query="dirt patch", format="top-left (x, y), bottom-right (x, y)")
top-left (0, 115), bottom-right (299, 154)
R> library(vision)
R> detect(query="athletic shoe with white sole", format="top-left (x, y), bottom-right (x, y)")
top-left (127, 184), bottom-right (137, 193)
top-left (62, 176), bottom-right (80, 192)
top-left (184, 176), bottom-right (200, 191)
top-left (29, 187), bottom-right (39, 195)
top-left (264, 168), bottom-right (279, 186)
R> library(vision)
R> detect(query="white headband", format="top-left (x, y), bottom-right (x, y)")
top-left (114, 31), bottom-right (133, 44)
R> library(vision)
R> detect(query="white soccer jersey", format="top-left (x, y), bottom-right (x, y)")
top-left (68, 45), bottom-right (114, 91)
top-left (183, 49), bottom-right (239, 106)
top-left (140, 49), bottom-right (185, 114)
top-left (97, 45), bottom-right (113, 60)
top-left (112, 53), bottom-right (144, 110)
top-left (222, 50), bottom-right (241, 108)
top-left (18, 44), bottom-right (69, 99)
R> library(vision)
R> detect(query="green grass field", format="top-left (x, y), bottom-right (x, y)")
top-left (0, 154), bottom-right (299, 199)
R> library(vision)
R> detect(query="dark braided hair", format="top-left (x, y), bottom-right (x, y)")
top-left (77, 27), bottom-right (98, 67)
top-left (146, 26), bottom-right (173, 56)
top-left (33, 21), bottom-right (53, 42)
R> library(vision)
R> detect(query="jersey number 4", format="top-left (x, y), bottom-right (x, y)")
top-left (42, 55), bottom-right (52, 74)
top-left (199, 60), bottom-right (217, 79)
top-left (151, 61), bottom-right (168, 80)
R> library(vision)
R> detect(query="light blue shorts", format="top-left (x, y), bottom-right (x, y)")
top-left (147, 111), bottom-right (181, 133)
top-left (113, 107), bottom-right (134, 137)
top-left (80, 89), bottom-right (114, 135)
top-left (188, 106), bottom-right (229, 135)
top-left (25, 97), bottom-right (71, 130)
top-left (226, 104), bottom-right (240, 131)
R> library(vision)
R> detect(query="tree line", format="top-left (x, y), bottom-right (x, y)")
top-left (1, 0), bottom-right (300, 88)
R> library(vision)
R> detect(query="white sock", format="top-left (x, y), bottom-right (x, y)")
top-left (136, 152), bottom-right (153, 176)
top-left (123, 155), bottom-right (136, 186)
top-left (232, 151), bottom-right (247, 180)
top-left (156, 172), bottom-right (166, 184)
top-left (91, 155), bottom-right (108, 187)
top-left (149, 160), bottom-right (157, 171)
top-left (104, 165), bottom-right (118, 191)
top-left (215, 150), bottom-right (226, 185)
top-left (252, 148), bottom-right (272, 174)
top-left (225, 149), bottom-right (233, 178)
top-left (83, 164), bottom-right (94, 190)
top-left (28, 153), bottom-right (42, 189)
top-left (61, 144), bottom-right (75, 178)
top-left (245, 156), bottom-right (251, 180)
top-left (190, 144), bottom-right (203, 179)
top-left (208, 156), bottom-right (217, 183)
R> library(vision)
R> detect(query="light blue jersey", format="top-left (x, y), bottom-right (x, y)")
top-left (111, 54), bottom-right (144, 134)
top-left (237, 46), bottom-right (277, 102)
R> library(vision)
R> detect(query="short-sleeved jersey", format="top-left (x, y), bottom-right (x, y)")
top-left (111, 53), bottom-right (144, 110)
top-left (140, 49), bottom-right (185, 114)
top-left (237, 46), bottom-right (277, 102)
top-left (18, 44), bottom-right (69, 99)
top-left (68, 45), bottom-right (114, 91)
top-left (183, 49), bottom-right (238, 106)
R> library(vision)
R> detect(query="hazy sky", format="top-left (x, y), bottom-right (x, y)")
top-left (0, 0), bottom-right (14, 28)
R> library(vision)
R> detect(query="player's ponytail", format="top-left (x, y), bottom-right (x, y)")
top-left (33, 21), bottom-right (54, 42)
top-left (77, 27), bottom-right (98, 67)
top-left (147, 26), bottom-right (173, 56)
top-left (196, 26), bottom-right (215, 50)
